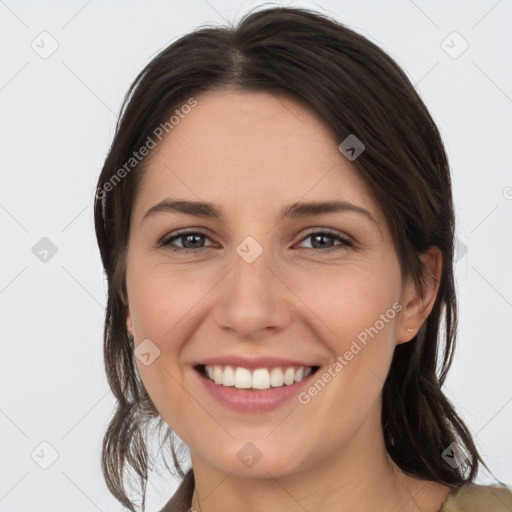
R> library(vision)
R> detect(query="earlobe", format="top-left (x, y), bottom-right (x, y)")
top-left (396, 247), bottom-right (442, 344)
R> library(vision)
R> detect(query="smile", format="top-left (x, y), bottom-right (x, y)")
top-left (193, 363), bottom-right (321, 412)
top-left (200, 364), bottom-right (319, 390)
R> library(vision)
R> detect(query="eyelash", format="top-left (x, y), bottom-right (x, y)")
top-left (159, 228), bottom-right (354, 254)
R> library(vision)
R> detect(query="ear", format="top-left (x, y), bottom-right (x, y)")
top-left (396, 246), bottom-right (442, 344)
top-left (126, 306), bottom-right (134, 338)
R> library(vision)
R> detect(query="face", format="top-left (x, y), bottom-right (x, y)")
top-left (125, 89), bottom-right (431, 479)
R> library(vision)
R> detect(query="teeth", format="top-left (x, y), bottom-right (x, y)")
top-left (213, 366), bottom-right (223, 385)
top-left (222, 365), bottom-right (235, 386)
top-left (234, 367), bottom-right (252, 388)
top-left (252, 368), bottom-right (270, 390)
top-left (270, 367), bottom-right (284, 387)
top-left (283, 367), bottom-right (295, 385)
top-left (203, 365), bottom-right (314, 389)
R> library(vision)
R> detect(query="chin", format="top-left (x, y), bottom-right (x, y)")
top-left (193, 438), bottom-right (312, 480)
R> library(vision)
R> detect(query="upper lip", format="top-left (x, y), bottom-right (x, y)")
top-left (194, 355), bottom-right (320, 370)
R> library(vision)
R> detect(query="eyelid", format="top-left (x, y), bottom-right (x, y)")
top-left (298, 227), bottom-right (353, 244)
top-left (159, 228), bottom-right (217, 248)
top-left (159, 226), bottom-right (354, 251)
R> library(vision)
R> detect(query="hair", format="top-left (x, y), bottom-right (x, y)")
top-left (94, 5), bottom-right (491, 511)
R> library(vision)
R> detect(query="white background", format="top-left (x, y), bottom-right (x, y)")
top-left (1, 1), bottom-right (511, 510)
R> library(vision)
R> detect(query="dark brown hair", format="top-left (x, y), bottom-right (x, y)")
top-left (94, 5), bottom-right (490, 511)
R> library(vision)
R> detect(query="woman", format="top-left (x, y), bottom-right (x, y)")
top-left (94, 6), bottom-right (512, 512)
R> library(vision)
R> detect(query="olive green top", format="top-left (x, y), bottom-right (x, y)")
top-left (160, 469), bottom-right (512, 512)
top-left (439, 482), bottom-right (512, 511)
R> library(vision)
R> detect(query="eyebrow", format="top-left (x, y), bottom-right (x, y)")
top-left (141, 198), bottom-right (378, 226)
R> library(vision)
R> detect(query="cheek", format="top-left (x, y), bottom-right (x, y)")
top-left (279, 264), bottom-right (401, 444)
top-left (289, 259), bottom-right (402, 343)
top-left (284, 259), bottom-right (403, 408)
top-left (126, 257), bottom-right (218, 430)
top-left (127, 258), bottom-right (212, 342)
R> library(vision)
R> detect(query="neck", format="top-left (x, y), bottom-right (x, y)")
top-left (190, 401), bottom-right (449, 512)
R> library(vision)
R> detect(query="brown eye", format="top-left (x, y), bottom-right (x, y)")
top-left (297, 229), bottom-right (353, 251)
top-left (161, 230), bottom-right (214, 253)
top-left (159, 228), bottom-right (353, 254)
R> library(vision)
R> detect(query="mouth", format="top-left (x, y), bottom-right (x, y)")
top-left (194, 364), bottom-right (321, 391)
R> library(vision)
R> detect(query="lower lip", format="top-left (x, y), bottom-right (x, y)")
top-left (195, 367), bottom-right (317, 413)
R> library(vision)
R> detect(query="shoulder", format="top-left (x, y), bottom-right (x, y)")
top-left (439, 483), bottom-right (512, 512)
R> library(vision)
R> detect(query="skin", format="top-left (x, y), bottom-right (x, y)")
top-left (125, 89), bottom-right (451, 511)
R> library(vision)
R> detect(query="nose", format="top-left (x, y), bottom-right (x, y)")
top-left (212, 239), bottom-right (293, 340)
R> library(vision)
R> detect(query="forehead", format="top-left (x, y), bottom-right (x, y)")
top-left (133, 90), bottom-right (383, 228)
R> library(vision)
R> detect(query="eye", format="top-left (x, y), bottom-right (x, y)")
top-left (159, 228), bottom-right (353, 253)
top-left (296, 228), bottom-right (354, 251)
top-left (160, 230), bottom-right (216, 253)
